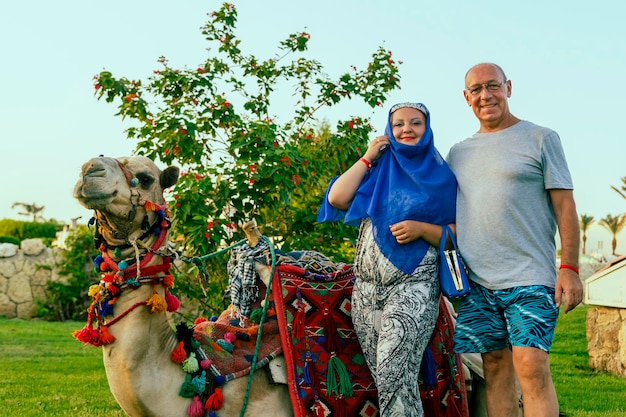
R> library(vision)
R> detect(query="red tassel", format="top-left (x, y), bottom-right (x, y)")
top-left (163, 274), bottom-right (174, 288)
top-left (293, 308), bottom-right (306, 340)
top-left (165, 290), bottom-right (180, 312)
top-left (322, 308), bottom-right (340, 353)
top-left (313, 399), bottom-right (325, 417)
top-left (187, 395), bottom-right (205, 417)
top-left (171, 341), bottom-right (187, 364)
top-left (334, 397), bottom-right (347, 417)
top-left (73, 325), bottom-right (100, 346)
top-left (98, 326), bottom-right (116, 345)
top-left (445, 396), bottom-right (464, 417)
top-left (205, 387), bottom-right (224, 411)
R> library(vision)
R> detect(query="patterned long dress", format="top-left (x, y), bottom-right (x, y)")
top-left (352, 219), bottom-right (440, 417)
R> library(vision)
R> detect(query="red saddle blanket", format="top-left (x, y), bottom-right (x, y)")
top-left (271, 263), bottom-right (469, 417)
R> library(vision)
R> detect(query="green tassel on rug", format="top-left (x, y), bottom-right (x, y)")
top-left (326, 354), bottom-right (353, 398)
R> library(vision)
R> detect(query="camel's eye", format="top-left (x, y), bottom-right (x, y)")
top-left (135, 173), bottom-right (155, 188)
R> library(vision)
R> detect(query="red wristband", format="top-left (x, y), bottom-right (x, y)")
top-left (359, 157), bottom-right (372, 169)
top-left (559, 264), bottom-right (579, 274)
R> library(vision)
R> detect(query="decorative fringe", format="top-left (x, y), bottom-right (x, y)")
top-left (171, 341), bottom-right (187, 364)
top-left (444, 392), bottom-right (464, 417)
top-left (165, 290), bottom-right (180, 312)
top-left (292, 307), bottom-right (306, 340)
top-left (191, 371), bottom-right (207, 394)
top-left (322, 308), bottom-right (340, 353)
top-left (249, 308), bottom-right (263, 324)
top-left (179, 374), bottom-right (196, 398)
top-left (182, 352), bottom-right (199, 373)
top-left (326, 355), bottom-right (353, 398)
top-left (312, 399), bottom-right (325, 417)
top-left (334, 396), bottom-right (348, 417)
top-left (205, 387), bottom-right (224, 411)
top-left (163, 274), bottom-right (175, 287)
top-left (187, 395), bottom-right (205, 417)
top-left (98, 326), bottom-right (116, 344)
top-left (214, 375), bottom-right (226, 386)
top-left (73, 325), bottom-right (98, 345)
top-left (147, 288), bottom-right (168, 313)
top-left (303, 354), bottom-right (318, 387)
top-left (200, 359), bottom-right (212, 370)
top-left (422, 391), bottom-right (438, 417)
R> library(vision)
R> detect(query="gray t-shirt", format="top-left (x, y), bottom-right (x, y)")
top-left (447, 120), bottom-right (573, 290)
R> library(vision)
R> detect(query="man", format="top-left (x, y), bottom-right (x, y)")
top-left (447, 63), bottom-right (583, 417)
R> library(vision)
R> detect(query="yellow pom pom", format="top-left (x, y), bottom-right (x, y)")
top-left (147, 293), bottom-right (167, 313)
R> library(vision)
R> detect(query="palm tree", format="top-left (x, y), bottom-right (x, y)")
top-left (11, 202), bottom-right (45, 222)
top-left (599, 214), bottom-right (626, 255)
top-left (611, 176), bottom-right (626, 200)
top-left (579, 214), bottom-right (595, 255)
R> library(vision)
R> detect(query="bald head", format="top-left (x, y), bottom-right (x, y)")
top-left (465, 63), bottom-right (507, 83)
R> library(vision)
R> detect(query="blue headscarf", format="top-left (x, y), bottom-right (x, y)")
top-left (317, 102), bottom-right (457, 274)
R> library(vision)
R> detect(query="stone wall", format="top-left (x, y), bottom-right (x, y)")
top-left (586, 306), bottom-right (626, 377)
top-left (0, 239), bottom-right (64, 319)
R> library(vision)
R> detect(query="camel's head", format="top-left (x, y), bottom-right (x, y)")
top-left (73, 156), bottom-right (179, 245)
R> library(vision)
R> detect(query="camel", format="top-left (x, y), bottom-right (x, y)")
top-left (73, 156), bottom-right (292, 417)
top-left (72, 155), bottom-right (497, 417)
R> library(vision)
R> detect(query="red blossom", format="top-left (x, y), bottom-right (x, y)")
top-left (154, 70), bottom-right (160, 74)
top-left (225, 223), bottom-right (236, 230)
top-left (348, 121), bottom-right (355, 129)
top-left (179, 128), bottom-right (187, 135)
top-left (205, 232), bottom-right (210, 239)
top-left (250, 164), bottom-right (257, 173)
top-left (280, 156), bottom-right (292, 167)
top-left (292, 175), bottom-right (301, 185)
top-left (94, 83), bottom-right (101, 90)
top-left (249, 179), bottom-right (256, 185)
top-left (195, 174), bottom-right (201, 180)
top-left (303, 160), bottom-right (309, 167)
top-left (207, 221), bottom-right (214, 229)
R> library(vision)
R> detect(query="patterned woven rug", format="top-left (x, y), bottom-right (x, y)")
top-left (272, 262), bottom-right (469, 417)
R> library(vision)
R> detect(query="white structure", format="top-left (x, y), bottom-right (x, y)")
top-left (585, 255), bottom-right (626, 308)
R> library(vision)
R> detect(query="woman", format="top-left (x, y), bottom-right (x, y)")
top-left (317, 102), bottom-right (457, 416)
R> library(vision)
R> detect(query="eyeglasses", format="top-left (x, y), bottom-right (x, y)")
top-left (465, 81), bottom-right (506, 96)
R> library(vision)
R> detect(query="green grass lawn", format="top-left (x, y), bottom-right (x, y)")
top-left (0, 304), bottom-right (624, 416)
top-left (551, 305), bottom-right (626, 417)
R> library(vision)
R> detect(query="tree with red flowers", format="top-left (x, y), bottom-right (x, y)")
top-left (94, 3), bottom-right (401, 313)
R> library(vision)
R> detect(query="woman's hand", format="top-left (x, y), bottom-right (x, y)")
top-left (363, 135), bottom-right (390, 163)
top-left (390, 220), bottom-right (422, 244)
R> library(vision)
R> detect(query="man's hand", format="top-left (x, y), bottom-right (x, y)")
top-left (555, 269), bottom-right (583, 313)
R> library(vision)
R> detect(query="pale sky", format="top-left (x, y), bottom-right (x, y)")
top-left (1, 0), bottom-right (625, 256)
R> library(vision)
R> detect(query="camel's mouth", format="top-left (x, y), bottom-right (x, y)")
top-left (73, 177), bottom-right (120, 209)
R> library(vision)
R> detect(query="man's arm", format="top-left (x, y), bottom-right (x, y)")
top-left (549, 189), bottom-right (583, 313)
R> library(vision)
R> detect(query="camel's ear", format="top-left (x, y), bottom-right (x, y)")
top-left (160, 166), bottom-right (180, 189)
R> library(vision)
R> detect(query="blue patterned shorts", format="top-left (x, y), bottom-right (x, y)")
top-left (453, 284), bottom-right (558, 353)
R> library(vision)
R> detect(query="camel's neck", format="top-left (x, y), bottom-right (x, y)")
top-left (74, 214), bottom-right (180, 348)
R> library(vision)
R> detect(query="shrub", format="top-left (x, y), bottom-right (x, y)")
top-left (35, 226), bottom-right (99, 321)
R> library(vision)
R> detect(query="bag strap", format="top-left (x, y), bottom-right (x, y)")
top-left (439, 225), bottom-right (460, 253)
